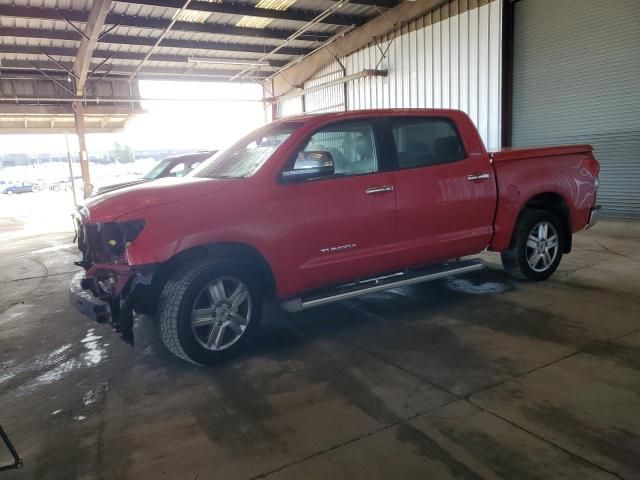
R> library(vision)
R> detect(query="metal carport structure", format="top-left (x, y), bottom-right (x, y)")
top-left (0, 0), bottom-right (401, 196)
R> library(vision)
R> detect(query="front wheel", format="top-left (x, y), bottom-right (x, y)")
top-left (501, 209), bottom-right (564, 281)
top-left (158, 260), bottom-right (262, 365)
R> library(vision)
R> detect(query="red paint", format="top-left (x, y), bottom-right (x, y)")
top-left (489, 146), bottom-right (599, 251)
top-left (79, 109), bottom-right (599, 299)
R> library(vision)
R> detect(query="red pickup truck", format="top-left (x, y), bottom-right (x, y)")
top-left (70, 109), bottom-right (600, 365)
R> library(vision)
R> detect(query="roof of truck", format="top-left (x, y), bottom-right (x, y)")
top-left (277, 108), bottom-right (468, 124)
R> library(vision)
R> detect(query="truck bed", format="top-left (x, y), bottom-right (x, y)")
top-left (488, 143), bottom-right (599, 252)
top-left (490, 144), bottom-right (593, 162)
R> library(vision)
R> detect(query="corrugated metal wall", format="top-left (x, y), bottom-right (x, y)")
top-left (275, 0), bottom-right (503, 150)
top-left (277, 93), bottom-right (304, 118)
top-left (512, 0), bottom-right (640, 218)
top-left (304, 63), bottom-right (346, 113)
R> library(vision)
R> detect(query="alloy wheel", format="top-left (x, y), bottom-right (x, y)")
top-left (190, 276), bottom-right (252, 351)
top-left (525, 221), bottom-right (559, 272)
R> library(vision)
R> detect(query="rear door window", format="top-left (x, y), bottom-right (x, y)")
top-left (390, 117), bottom-right (466, 169)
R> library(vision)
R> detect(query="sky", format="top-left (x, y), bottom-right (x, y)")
top-left (1, 80), bottom-right (266, 155)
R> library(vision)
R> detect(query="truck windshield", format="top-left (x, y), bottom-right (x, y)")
top-left (142, 157), bottom-right (174, 180)
top-left (193, 123), bottom-right (300, 179)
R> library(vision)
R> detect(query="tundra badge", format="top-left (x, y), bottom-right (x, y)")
top-left (320, 244), bottom-right (357, 254)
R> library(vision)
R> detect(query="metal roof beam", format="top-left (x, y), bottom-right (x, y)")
top-left (116, 0), bottom-right (367, 27)
top-left (0, 60), bottom-right (270, 81)
top-left (0, 44), bottom-right (287, 68)
top-left (0, 105), bottom-right (138, 115)
top-left (0, 5), bottom-right (87, 24)
top-left (0, 5), bottom-right (331, 42)
top-left (100, 33), bottom-right (310, 56)
top-left (0, 26), bottom-right (311, 57)
top-left (72, 0), bottom-right (113, 94)
top-left (128, 0), bottom-right (193, 80)
top-left (107, 13), bottom-right (330, 41)
top-left (344, 0), bottom-right (398, 6)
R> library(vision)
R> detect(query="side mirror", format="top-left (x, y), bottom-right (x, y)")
top-left (281, 151), bottom-right (335, 182)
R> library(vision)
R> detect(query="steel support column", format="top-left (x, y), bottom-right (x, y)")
top-left (73, 102), bottom-right (92, 198)
top-left (65, 134), bottom-right (78, 206)
top-left (72, 0), bottom-right (113, 199)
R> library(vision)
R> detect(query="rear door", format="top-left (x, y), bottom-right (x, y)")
top-left (388, 116), bottom-right (496, 267)
top-left (276, 118), bottom-right (397, 293)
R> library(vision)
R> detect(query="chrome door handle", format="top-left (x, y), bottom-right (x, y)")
top-left (467, 173), bottom-right (490, 181)
top-left (365, 185), bottom-right (394, 194)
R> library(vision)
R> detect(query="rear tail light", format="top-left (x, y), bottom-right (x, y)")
top-left (584, 156), bottom-right (600, 193)
top-left (585, 157), bottom-right (600, 177)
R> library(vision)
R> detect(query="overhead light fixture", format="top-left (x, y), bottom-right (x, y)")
top-left (235, 0), bottom-right (297, 29)
top-left (255, 0), bottom-right (297, 10)
top-left (173, 10), bottom-right (211, 23)
top-left (236, 16), bottom-right (273, 29)
top-left (188, 57), bottom-right (271, 67)
top-left (172, 0), bottom-right (222, 23)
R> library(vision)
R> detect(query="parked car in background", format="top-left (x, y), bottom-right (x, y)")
top-left (2, 182), bottom-right (34, 195)
top-left (93, 151), bottom-right (216, 195)
top-left (50, 179), bottom-right (72, 192)
top-left (70, 109), bottom-right (600, 365)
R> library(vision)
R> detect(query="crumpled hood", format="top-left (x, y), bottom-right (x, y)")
top-left (81, 176), bottom-right (230, 223)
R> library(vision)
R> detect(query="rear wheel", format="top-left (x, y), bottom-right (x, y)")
top-left (158, 260), bottom-right (261, 365)
top-left (501, 209), bottom-right (564, 281)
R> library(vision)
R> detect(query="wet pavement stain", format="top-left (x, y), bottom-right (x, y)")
top-left (523, 405), bottom-right (640, 476)
top-left (453, 300), bottom-right (579, 345)
top-left (83, 381), bottom-right (110, 407)
top-left (396, 423), bottom-right (484, 479)
top-left (32, 409), bottom-right (91, 480)
top-left (547, 277), bottom-right (640, 307)
top-left (583, 341), bottom-right (640, 374)
top-left (189, 362), bottom-right (287, 455)
top-left (8, 329), bottom-right (109, 396)
top-left (445, 277), bottom-right (512, 296)
top-left (1, 344), bottom-right (74, 395)
top-left (431, 419), bottom-right (583, 480)
top-left (343, 316), bottom-right (503, 396)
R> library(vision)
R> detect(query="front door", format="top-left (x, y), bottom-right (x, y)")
top-left (276, 119), bottom-right (397, 294)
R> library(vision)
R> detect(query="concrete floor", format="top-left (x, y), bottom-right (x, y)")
top-left (1, 211), bottom-right (639, 479)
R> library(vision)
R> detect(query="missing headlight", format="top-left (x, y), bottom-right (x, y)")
top-left (101, 220), bottom-right (146, 257)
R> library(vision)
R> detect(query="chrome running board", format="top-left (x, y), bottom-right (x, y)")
top-left (281, 259), bottom-right (485, 313)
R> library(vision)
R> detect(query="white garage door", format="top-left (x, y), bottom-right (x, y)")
top-left (512, 0), bottom-right (640, 217)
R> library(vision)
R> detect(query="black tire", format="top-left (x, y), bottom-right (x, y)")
top-left (158, 259), bottom-right (262, 365)
top-left (501, 209), bottom-right (565, 281)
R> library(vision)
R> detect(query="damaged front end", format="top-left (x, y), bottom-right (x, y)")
top-left (69, 211), bottom-right (153, 344)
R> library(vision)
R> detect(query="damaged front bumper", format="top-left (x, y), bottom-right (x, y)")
top-left (69, 272), bottom-right (111, 323)
top-left (69, 264), bottom-right (154, 344)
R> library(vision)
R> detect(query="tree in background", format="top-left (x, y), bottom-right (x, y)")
top-left (110, 142), bottom-right (134, 163)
